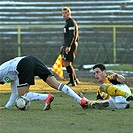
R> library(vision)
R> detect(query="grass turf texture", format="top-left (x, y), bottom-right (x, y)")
top-left (0, 80), bottom-right (133, 133)
top-left (106, 64), bottom-right (133, 71)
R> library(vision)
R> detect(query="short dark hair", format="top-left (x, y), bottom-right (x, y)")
top-left (93, 63), bottom-right (106, 71)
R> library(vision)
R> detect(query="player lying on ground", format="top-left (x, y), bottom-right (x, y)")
top-left (0, 55), bottom-right (88, 110)
top-left (77, 63), bottom-right (133, 109)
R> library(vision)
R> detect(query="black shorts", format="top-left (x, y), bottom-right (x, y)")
top-left (62, 42), bottom-right (78, 62)
top-left (17, 56), bottom-right (53, 85)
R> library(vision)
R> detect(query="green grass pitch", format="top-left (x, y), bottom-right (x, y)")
top-left (0, 80), bottom-right (133, 133)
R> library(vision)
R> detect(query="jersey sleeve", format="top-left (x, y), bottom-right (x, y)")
top-left (66, 20), bottom-right (75, 47)
top-left (3, 71), bottom-right (18, 83)
top-left (4, 77), bottom-right (19, 108)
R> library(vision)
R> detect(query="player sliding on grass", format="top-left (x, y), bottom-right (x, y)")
top-left (0, 55), bottom-right (88, 110)
top-left (77, 63), bottom-right (133, 109)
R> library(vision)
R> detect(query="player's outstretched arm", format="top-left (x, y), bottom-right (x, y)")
top-left (0, 106), bottom-right (9, 109)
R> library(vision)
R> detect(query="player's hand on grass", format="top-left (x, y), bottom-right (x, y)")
top-left (0, 106), bottom-right (8, 109)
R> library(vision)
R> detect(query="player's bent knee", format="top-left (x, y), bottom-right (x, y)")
top-left (17, 84), bottom-right (29, 96)
top-left (99, 84), bottom-right (107, 91)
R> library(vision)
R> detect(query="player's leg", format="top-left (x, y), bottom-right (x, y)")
top-left (66, 64), bottom-right (79, 86)
top-left (62, 45), bottom-right (78, 86)
top-left (17, 84), bottom-right (29, 96)
top-left (24, 92), bottom-right (54, 110)
top-left (76, 92), bottom-right (114, 109)
top-left (89, 100), bottom-right (110, 109)
top-left (63, 60), bottom-right (76, 86)
top-left (31, 55), bottom-right (88, 109)
top-left (73, 42), bottom-right (79, 84)
top-left (46, 75), bottom-right (88, 109)
top-left (17, 56), bottom-right (54, 110)
top-left (98, 96), bottom-right (130, 109)
top-left (99, 84), bottom-right (133, 101)
top-left (17, 84), bottom-right (54, 110)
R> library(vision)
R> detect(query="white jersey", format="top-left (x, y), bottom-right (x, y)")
top-left (0, 56), bottom-right (25, 108)
top-left (0, 57), bottom-right (24, 82)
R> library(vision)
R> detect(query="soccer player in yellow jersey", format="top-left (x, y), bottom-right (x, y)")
top-left (93, 64), bottom-right (130, 100)
top-left (77, 63), bottom-right (133, 109)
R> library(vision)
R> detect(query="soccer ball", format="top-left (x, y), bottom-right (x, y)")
top-left (15, 96), bottom-right (31, 110)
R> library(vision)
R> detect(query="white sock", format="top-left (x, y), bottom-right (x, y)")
top-left (58, 84), bottom-right (82, 104)
top-left (83, 97), bottom-right (89, 102)
top-left (24, 92), bottom-right (48, 101)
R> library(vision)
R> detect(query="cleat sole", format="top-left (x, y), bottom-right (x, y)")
top-left (90, 102), bottom-right (109, 109)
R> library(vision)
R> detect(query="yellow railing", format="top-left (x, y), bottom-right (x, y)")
top-left (1, 25), bottom-right (133, 63)
top-left (81, 25), bottom-right (133, 63)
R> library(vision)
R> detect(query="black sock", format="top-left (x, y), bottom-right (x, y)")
top-left (66, 66), bottom-right (74, 82)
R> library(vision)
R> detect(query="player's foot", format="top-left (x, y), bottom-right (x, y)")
top-left (66, 81), bottom-right (76, 87)
top-left (75, 78), bottom-right (80, 84)
top-left (126, 94), bottom-right (133, 101)
top-left (43, 94), bottom-right (54, 111)
top-left (90, 101), bottom-right (109, 109)
top-left (76, 92), bottom-right (84, 98)
top-left (80, 99), bottom-right (88, 109)
top-left (123, 92), bottom-right (133, 101)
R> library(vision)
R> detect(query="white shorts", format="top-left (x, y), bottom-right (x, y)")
top-left (104, 84), bottom-right (131, 109)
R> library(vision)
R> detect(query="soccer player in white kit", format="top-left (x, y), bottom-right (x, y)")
top-left (0, 55), bottom-right (88, 110)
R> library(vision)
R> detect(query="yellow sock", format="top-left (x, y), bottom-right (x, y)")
top-left (104, 85), bottom-right (126, 97)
